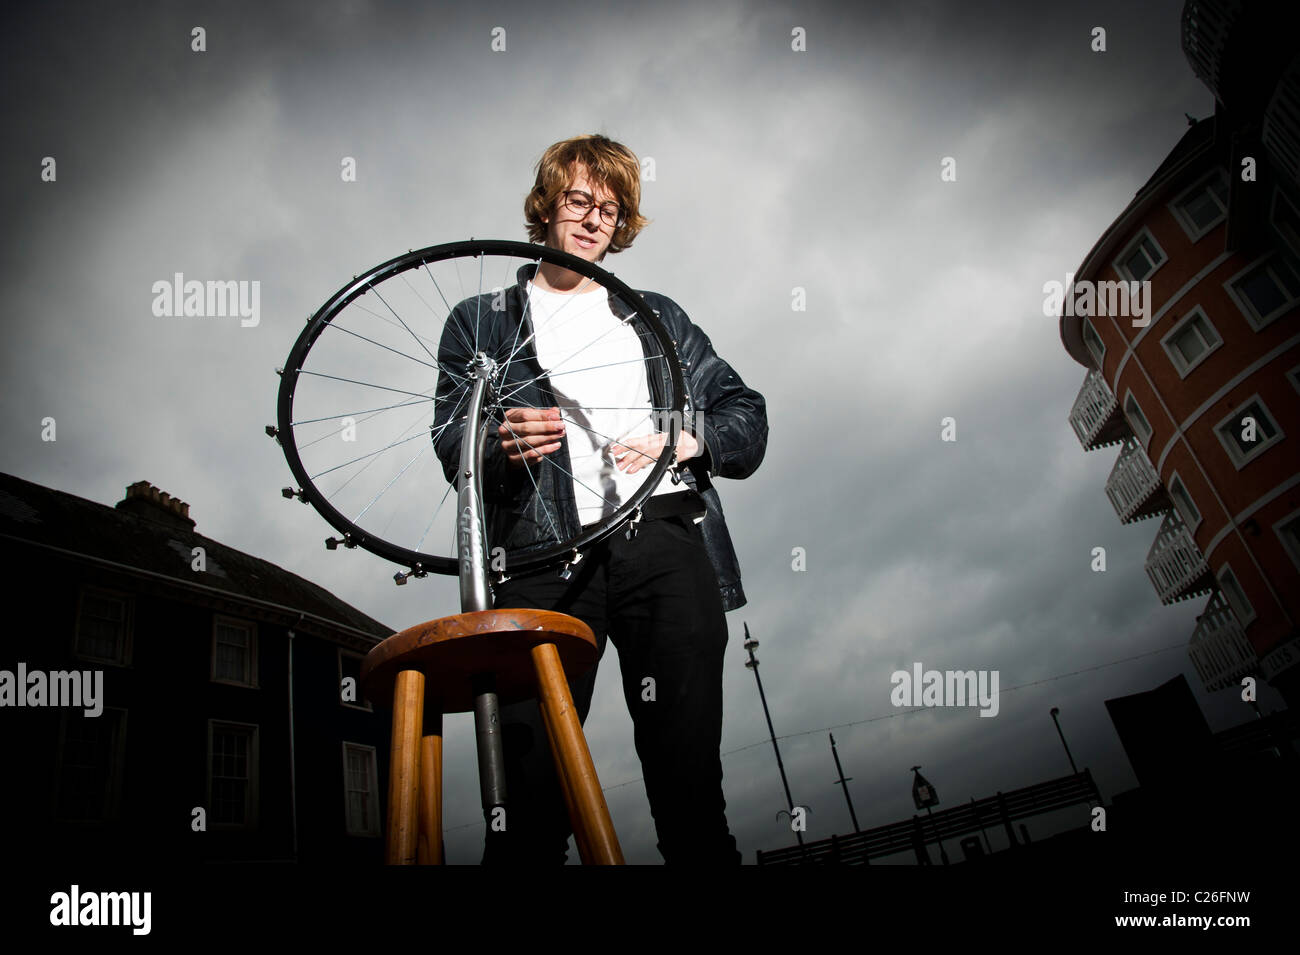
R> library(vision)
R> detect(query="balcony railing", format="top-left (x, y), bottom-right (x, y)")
top-left (1146, 507), bottom-right (1213, 604)
top-left (1188, 590), bottom-right (1258, 692)
top-left (1106, 436), bottom-right (1168, 523)
top-left (1069, 368), bottom-right (1127, 451)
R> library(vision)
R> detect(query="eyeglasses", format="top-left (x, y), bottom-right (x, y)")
top-left (561, 190), bottom-right (623, 227)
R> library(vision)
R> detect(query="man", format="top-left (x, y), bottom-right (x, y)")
top-left (433, 134), bottom-right (767, 864)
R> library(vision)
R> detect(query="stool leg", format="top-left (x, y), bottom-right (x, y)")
top-left (537, 686), bottom-right (591, 863)
top-left (386, 668), bottom-right (424, 865)
top-left (531, 642), bottom-right (624, 865)
top-left (418, 711), bottom-right (443, 865)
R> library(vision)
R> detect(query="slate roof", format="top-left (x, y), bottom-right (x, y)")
top-left (0, 471), bottom-right (393, 643)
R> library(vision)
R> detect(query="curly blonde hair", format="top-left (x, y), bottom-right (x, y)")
top-left (524, 134), bottom-right (650, 254)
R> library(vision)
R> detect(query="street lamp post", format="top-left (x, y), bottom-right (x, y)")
top-left (829, 732), bottom-right (860, 833)
top-left (744, 622), bottom-right (804, 847)
top-left (1049, 707), bottom-right (1079, 775)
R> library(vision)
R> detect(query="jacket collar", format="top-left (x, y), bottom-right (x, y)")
top-left (514, 260), bottom-right (638, 321)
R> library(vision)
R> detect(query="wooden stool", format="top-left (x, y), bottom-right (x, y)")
top-left (360, 608), bottom-right (624, 865)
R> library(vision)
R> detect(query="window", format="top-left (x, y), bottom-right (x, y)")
top-left (212, 617), bottom-right (257, 687)
top-left (1226, 254), bottom-right (1300, 330)
top-left (1170, 169), bottom-right (1230, 241)
top-left (74, 587), bottom-right (132, 666)
top-left (56, 708), bottom-right (127, 822)
top-left (343, 743), bottom-right (380, 836)
top-left (1289, 362), bottom-right (1300, 397)
top-left (1168, 473), bottom-right (1201, 531)
top-left (1124, 391), bottom-right (1153, 446)
top-left (1161, 307), bottom-right (1221, 378)
top-left (1216, 565), bottom-right (1255, 627)
top-left (1272, 188), bottom-right (1300, 259)
top-left (339, 650), bottom-right (372, 712)
top-left (1275, 509), bottom-right (1300, 573)
top-left (1114, 230), bottom-right (1167, 283)
top-left (208, 721), bottom-right (258, 828)
top-left (1214, 396), bottom-right (1284, 468)
top-left (1083, 319), bottom-right (1105, 368)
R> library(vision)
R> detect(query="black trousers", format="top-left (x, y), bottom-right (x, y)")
top-left (482, 513), bottom-right (742, 864)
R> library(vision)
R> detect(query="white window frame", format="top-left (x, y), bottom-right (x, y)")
top-left (1168, 169), bottom-right (1230, 242)
top-left (1223, 252), bottom-right (1300, 331)
top-left (1082, 318), bottom-right (1106, 369)
top-left (1112, 228), bottom-right (1167, 284)
top-left (1160, 306), bottom-right (1222, 379)
top-left (1168, 472), bottom-right (1201, 532)
top-left (73, 585), bottom-right (133, 667)
top-left (1123, 389), bottom-right (1153, 449)
top-left (1274, 507), bottom-right (1300, 574)
top-left (342, 742), bottom-right (381, 837)
top-left (54, 706), bottom-right (127, 823)
top-left (1213, 394), bottom-right (1285, 469)
top-left (1287, 362), bottom-right (1300, 397)
top-left (207, 720), bottom-right (259, 830)
top-left (1216, 564), bottom-right (1256, 627)
top-left (211, 615), bottom-right (258, 688)
top-left (338, 649), bottom-right (373, 712)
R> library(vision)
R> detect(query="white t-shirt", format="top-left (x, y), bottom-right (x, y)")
top-left (526, 281), bottom-right (674, 526)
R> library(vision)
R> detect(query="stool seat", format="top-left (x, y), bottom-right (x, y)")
top-left (361, 609), bottom-right (598, 712)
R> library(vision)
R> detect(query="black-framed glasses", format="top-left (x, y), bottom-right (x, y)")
top-left (562, 190), bottom-right (623, 227)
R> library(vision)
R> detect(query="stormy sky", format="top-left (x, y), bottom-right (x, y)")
top-left (3, 0), bottom-right (1271, 864)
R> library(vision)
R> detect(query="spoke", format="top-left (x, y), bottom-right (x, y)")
top-left (297, 369), bottom-right (444, 401)
top-left (298, 396), bottom-right (428, 453)
top-left (499, 273), bottom-right (600, 371)
top-left (415, 478), bottom-right (456, 552)
top-left (555, 413), bottom-right (666, 467)
top-left (490, 408), bottom-right (630, 528)
top-left (293, 394), bottom-right (433, 428)
top-left (420, 263), bottom-right (477, 361)
top-left (378, 444), bottom-right (438, 543)
top-left (514, 300), bottom-right (640, 392)
top-left (344, 297), bottom-right (443, 356)
top-left (366, 282), bottom-right (440, 365)
top-left (322, 317), bottom-right (447, 375)
top-left (491, 410), bottom-right (564, 545)
top-left (496, 353), bottom-right (665, 405)
top-left (309, 429), bottom-right (430, 483)
top-left (353, 440), bottom-right (431, 525)
top-left (320, 377), bottom-right (467, 505)
top-left (400, 270), bottom-right (476, 361)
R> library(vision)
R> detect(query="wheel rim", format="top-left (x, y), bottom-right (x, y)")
top-left (275, 239), bottom-right (687, 579)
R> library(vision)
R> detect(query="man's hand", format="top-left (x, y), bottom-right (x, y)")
top-left (498, 407), bottom-right (566, 467)
top-left (610, 431), bottom-right (700, 475)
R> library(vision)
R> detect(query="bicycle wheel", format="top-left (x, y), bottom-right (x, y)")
top-left (272, 239), bottom-right (687, 582)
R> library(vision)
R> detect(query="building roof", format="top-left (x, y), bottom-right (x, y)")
top-left (0, 471), bottom-right (393, 644)
top-left (1058, 116), bottom-right (1219, 366)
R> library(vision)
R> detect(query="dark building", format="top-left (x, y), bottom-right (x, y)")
top-left (0, 473), bottom-right (394, 864)
top-left (1061, 0), bottom-right (1300, 704)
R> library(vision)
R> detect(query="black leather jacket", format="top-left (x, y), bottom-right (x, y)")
top-left (432, 263), bottom-right (767, 611)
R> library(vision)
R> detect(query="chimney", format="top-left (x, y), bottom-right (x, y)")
top-left (115, 480), bottom-right (197, 531)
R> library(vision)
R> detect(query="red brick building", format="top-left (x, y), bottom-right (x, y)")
top-left (1061, 0), bottom-right (1300, 702)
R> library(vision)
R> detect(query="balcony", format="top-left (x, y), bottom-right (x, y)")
top-left (1069, 369), bottom-right (1128, 451)
top-left (1105, 436), bottom-right (1169, 524)
top-left (1145, 507), bottom-right (1213, 604)
top-left (1188, 590), bottom-right (1258, 692)
top-left (1181, 0), bottom-right (1239, 100)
